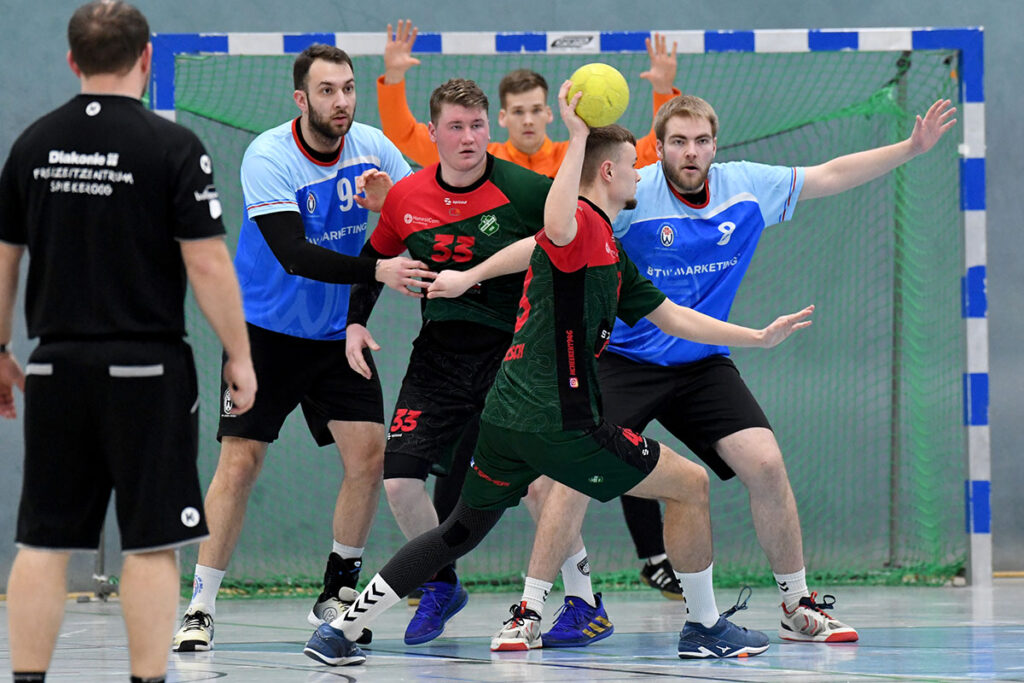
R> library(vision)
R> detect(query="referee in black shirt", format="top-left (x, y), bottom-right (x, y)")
top-left (0, 3), bottom-right (256, 682)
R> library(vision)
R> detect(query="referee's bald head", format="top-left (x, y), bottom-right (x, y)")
top-left (68, 0), bottom-right (149, 77)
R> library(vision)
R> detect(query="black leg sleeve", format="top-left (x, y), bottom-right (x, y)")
top-left (378, 499), bottom-right (504, 597)
top-left (620, 494), bottom-right (666, 560)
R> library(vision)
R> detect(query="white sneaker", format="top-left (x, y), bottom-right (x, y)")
top-left (779, 592), bottom-right (859, 642)
top-left (173, 604), bottom-right (214, 652)
top-left (490, 601), bottom-right (542, 651)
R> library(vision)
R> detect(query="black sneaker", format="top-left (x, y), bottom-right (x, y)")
top-left (640, 558), bottom-right (685, 601)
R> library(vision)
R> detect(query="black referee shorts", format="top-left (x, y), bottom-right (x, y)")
top-left (598, 352), bottom-right (772, 481)
top-left (217, 323), bottom-right (384, 447)
top-left (16, 339), bottom-right (208, 552)
top-left (382, 322), bottom-right (511, 479)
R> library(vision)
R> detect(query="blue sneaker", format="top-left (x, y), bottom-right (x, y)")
top-left (403, 579), bottom-right (469, 645)
top-left (541, 593), bottom-right (614, 648)
top-left (677, 587), bottom-right (769, 659)
top-left (303, 623), bottom-right (366, 666)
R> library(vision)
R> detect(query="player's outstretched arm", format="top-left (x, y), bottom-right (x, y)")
top-left (545, 82), bottom-right (589, 246)
top-left (636, 32), bottom-right (680, 167)
top-left (377, 20), bottom-right (440, 168)
top-left (645, 300), bottom-right (814, 348)
top-left (640, 32), bottom-right (678, 95)
top-left (426, 236), bottom-right (535, 299)
top-left (181, 237), bottom-right (256, 414)
top-left (801, 99), bottom-right (957, 200)
top-left (0, 243), bottom-right (26, 419)
top-left (383, 20), bottom-right (420, 85)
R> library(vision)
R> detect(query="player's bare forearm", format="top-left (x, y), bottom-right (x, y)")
top-left (645, 300), bottom-right (813, 348)
top-left (181, 237), bottom-right (251, 363)
top-left (801, 98), bottom-right (956, 200)
top-left (427, 237), bottom-right (534, 299)
top-left (545, 83), bottom-right (588, 246)
top-left (0, 242), bottom-right (24, 346)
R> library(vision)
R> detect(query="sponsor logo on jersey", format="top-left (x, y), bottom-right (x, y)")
top-left (504, 343), bottom-right (525, 361)
top-left (717, 221), bottom-right (737, 246)
top-left (479, 214), bottom-right (499, 236)
top-left (180, 507), bottom-right (201, 527)
top-left (443, 197), bottom-right (467, 206)
top-left (404, 213), bottom-right (439, 226)
top-left (86, 101), bottom-right (101, 117)
top-left (306, 191), bottom-right (317, 213)
top-left (659, 223), bottom-right (675, 247)
top-left (588, 474), bottom-right (604, 484)
top-left (199, 154), bottom-right (213, 175)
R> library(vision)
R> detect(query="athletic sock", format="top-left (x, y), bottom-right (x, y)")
top-left (560, 547), bottom-right (595, 605)
top-left (521, 576), bottom-right (554, 618)
top-left (332, 573), bottom-right (400, 640)
top-left (129, 677), bottom-right (165, 683)
top-left (189, 564), bottom-right (225, 616)
top-left (675, 563), bottom-right (719, 628)
top-left (646, 553), bottom-right (668, 566)
top-left (774, 568), bottom-right (809, 609)
top-left (332, 541), bottom-right (364, 560)
top-left (13, 673), bottom-right (46, 683)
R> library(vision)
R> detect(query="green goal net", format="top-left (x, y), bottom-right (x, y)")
top-left (167, 40), bottom-right (964, 595)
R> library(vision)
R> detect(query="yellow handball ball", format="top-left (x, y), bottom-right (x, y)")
top-left (567, 63), bottom-right (630, 128)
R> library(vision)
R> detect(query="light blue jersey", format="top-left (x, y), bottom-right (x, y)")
top-left (234, 119), bottom-right (412, 340)
top-left (610, 160), bottom-right (804, 365)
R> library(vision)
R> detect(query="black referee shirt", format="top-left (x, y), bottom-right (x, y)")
top-left (0, 94), bottom-right (226, 339)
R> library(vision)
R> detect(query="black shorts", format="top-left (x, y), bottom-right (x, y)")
top-left (17, 339), bottom-right (209, 552)
top-left (598, 352), bottom-right (772, 480)
top-left (383, 321), bottom-right (511, 479)
top-left (217, 323), bottom-right (384, 446)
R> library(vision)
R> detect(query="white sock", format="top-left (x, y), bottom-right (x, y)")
top-left (332, 541), bottom-right (364, 560)
top-left (646, 553), bottom-right (668, 565)
top-left (560, 547), bottom-right (595, 605)
top-left (189, 565), bottom-right (226, 616)
top-left (521, 577), bottom-right (553, 617)
top-left (332, 573), bottom-right (400, 640)
top-left (675, 563), bottom-right (719, 628)
top-left (774, 568), bottom-right (809, 609)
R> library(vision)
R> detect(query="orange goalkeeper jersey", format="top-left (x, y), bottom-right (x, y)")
top-left (376, 76), bottom-right (677, 176)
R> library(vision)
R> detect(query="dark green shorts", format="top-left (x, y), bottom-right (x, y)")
top-left (462, 420), bottom-right (662, 510)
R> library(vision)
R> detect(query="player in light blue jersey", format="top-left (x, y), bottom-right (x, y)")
top-left (174, 44), bottom-right (437, 653)
top-left (525, 91), bottom-right (956, 645)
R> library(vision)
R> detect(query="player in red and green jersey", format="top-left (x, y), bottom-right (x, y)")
top-left (304, 80), bottom-right (814, 667)
top-left (343, 78), bottom-right (553, 646)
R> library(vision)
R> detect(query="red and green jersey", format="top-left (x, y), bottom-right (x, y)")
top-left (482, 198), bottom-right (666, 432)
top-left (371, 155), bottom-right (551, 331)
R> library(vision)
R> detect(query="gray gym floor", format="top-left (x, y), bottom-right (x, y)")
top-left (2, 580), bottom-right (1023, 681)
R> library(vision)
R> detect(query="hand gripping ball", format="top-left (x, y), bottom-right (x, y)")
top-left (567, 63), bottom-right (630, 127)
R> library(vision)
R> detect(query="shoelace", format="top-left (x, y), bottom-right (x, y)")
top-left (183, 611), bottom-right (211, 631)
top-left (803, 591), bottom-right (838, 617)
top-left (503, 602), bottom-right (540, 627)
top-left (418, 582), bottom-right (454, 614)
top-left (549, 598), bottom-right (589, 628)
top-left (720, 586), bottom-right (753, 620)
